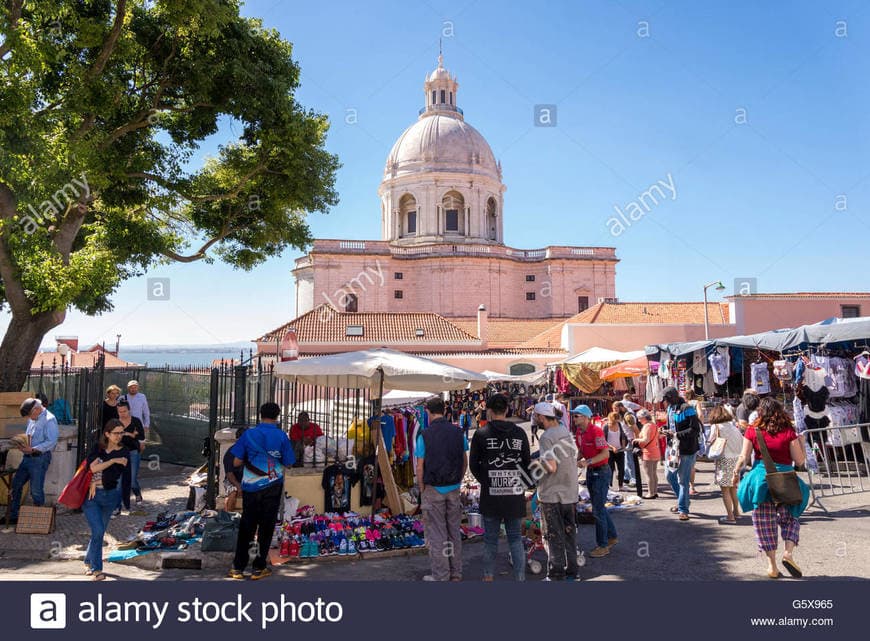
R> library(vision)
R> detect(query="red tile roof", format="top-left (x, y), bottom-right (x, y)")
top-left (31, 350), bottom-right (136, 369)
top-left (519, 302), bottom-right (731, 349)
top-left (451, 318), bottom-right (568, 348)
top-left (726, 292), bottom-right (870, 299)
top-left (256, 305), bottom-right (481, 345)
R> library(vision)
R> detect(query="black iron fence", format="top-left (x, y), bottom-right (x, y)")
top-left (23, 354), bottom-right (377, 508)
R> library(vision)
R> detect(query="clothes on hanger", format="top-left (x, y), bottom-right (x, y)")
top-left (750, 362), bottom-right (771, 394)
top-left (321, 463), bottom-right (358, 513)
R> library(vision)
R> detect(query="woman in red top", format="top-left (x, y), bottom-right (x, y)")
top-left (733, 398), bottom-right (809, 579)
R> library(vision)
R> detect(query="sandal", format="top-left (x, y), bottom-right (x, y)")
top-left (767, 569), bottom-right (782, 579)
top-left (678, 513), bottom-right (690, 521)
top-left (782, 557), bottom-right (803, 578)
top-left (718, 516), bottom-right (737, 524)
top-left (669, 506), bottom-right (680, 513)
top-left (92, 572), bottom-right (106, 581)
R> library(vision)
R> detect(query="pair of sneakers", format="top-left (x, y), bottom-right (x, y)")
top-left (227, 567), bottom-right (272, 580)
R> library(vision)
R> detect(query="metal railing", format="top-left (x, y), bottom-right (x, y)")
top-left (802, 423), bottom-right (869, 511)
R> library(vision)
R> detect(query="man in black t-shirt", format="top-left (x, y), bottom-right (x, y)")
top-left (469, 394), bottom-right (531, 581)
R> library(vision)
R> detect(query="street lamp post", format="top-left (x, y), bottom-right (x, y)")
top-left (703, 280), bottom-right (727, 340)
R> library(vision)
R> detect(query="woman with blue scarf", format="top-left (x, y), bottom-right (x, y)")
top-left (733, 397), bottom-right (810, 579)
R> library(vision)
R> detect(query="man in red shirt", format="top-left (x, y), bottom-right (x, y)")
top-left (289, 412), bottom-right (323, 467)
top-left (573, 405), bottom-right (617, 558)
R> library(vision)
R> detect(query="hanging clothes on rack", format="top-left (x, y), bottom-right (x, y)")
top-left (751, 362), bottom-right (771, 394)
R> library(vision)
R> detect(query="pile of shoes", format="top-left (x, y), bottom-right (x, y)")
top-left (118, 511), bottom-right (206, 552)
top-left (275, 511), bottom-right (425, 559)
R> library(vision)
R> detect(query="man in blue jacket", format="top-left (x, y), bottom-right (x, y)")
top-left (227, 402), bottom-right (295, 580)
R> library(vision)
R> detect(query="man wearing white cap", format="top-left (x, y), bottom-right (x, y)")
top-left (6, 399), bottom-right (59, 524)
top-left (121, 380), bottom-right (150, 502)
top-left (534, 402), bottom-right (580, 581)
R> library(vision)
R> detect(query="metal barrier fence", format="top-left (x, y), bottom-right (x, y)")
top-left (803, 423), bottom-right (870, 511)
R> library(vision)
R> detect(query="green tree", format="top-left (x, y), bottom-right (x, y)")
top-left (0, 0), bottom-right (338, 390)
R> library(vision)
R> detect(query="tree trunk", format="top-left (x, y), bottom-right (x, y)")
top-left (0, 309), bottom-right (66, 392)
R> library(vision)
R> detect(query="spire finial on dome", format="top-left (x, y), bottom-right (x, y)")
top-left (438, 38), bottom-right (443, 68)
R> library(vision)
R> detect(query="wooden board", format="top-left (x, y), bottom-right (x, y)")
top-left (0, 392), bottom-right (33, 405)
top-left (15, 505), bottom-right (55, 534)
top-left (376, 428), bottom-right (403, 516)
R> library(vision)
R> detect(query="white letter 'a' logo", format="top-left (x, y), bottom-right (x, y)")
top-left (30, 593), bottom-right (67, 629)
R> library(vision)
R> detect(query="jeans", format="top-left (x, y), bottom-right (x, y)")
top-left (9, 452), bottom-right (52, 519)
top-left (667, 452), bottom-right (697, 514)
top-left (587, 465), bottom-right (617, 548)
top-left (540, 502), bottom-right (578, 580)
top-left (482, 515), bottom-right (525, 581)
top-left (129, 449), bottom-right (141, 495)
top-left (608, 451), bottom-right (626, 488)
top-left (623, 448), bottom-right (636, 483)
top-left (83, 487), bottom-right (121, 573)
top-left (422, 486), bottom-right (463, 581)
top-left (233, 482), bottom-right (283, 572)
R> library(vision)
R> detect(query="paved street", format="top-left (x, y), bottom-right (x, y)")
top-left (1, 431), bottom-right (868, 582)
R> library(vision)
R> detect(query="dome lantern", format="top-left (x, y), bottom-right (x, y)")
top-left (422, 54), bottom-right (461, 120)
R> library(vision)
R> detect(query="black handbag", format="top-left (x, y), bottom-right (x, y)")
top-left (755, 429), bottom-right (803, 506)
top-left (201, 510), bottom-right (241, 552)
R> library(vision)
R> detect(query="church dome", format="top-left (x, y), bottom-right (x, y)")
top-left (385, 115), bottom-right (499, 180)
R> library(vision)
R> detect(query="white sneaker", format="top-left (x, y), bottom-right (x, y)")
top-left (422, 575), bottom-right (437, 582)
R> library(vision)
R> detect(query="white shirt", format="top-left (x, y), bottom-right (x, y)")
top-left (123, 391), bottom-right (151, 427)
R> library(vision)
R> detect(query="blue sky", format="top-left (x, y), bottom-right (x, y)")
top-left (7, 0), bottom-right (869, 348)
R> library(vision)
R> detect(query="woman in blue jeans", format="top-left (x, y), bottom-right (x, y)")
top-left (83, 419), bottom-right (130, 580)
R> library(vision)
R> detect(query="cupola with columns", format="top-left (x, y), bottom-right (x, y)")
top-left (379, 55), bottom-right (506, 245)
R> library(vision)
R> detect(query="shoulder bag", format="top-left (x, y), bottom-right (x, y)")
top-left (58, 459), bottom-right (93, 509)
top-left (755, 429), bottom-right (802, 506)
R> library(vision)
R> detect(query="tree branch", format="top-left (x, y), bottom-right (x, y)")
top-left (159, 224), bottom-right (243, 263)
top-left (0, 0), bottom-right (24, 61)
top-left (87, 0), bottom-right (128, 80)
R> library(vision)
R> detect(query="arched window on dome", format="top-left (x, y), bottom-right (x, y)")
top-left (442, 191), bottom-right (465, 235)
top-left (399, 193), bottom-right (417, 237)
top-left (486, 197), bottom-right (498, 241)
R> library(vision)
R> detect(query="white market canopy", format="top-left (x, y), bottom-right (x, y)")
top-left (480, 369), bottom-right (549, 385)
top-left (559, 347), bottom-right (646, 365)
top-left (381, 389), bottom-right (437, 406)
top-left (273, 348), bottom-right (488, 394)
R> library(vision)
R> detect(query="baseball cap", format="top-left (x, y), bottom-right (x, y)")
top-left (127, 380), bottom-right (139, 387)
top-left (662, 386), bottom-right (679, 398)
top-left (570, 404), bottom-right (593, 418)
top-left (533, 402), bottom-right (556, 418)
top-left (19, 397), bottom-right (42, 416)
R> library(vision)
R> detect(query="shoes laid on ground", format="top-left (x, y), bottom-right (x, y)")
top-left (589, 546), bottom-right (610, 558)
top-left (251, 567), bottom-right (272, 580)
top-left (679, 513), bottom-right (690, 521)
top-left (227, 569), bottom-right (245, 580)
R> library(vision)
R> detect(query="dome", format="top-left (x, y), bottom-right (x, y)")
top-left (428, 66), bottom-right (451, 81)
top-left (385, 114), bottom-right (499, 181)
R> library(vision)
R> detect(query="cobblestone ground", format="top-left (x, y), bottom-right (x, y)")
top-left (1, 431), bottom-right (868, 582)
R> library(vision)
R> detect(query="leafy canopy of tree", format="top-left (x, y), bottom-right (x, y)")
top-left (0, 0), bottom-right (339, 390)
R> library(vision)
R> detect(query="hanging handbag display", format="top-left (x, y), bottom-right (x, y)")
top-left (58, 459), bottom-right (93, 509)
top-left (755, 429), bottom-right (803, 506)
